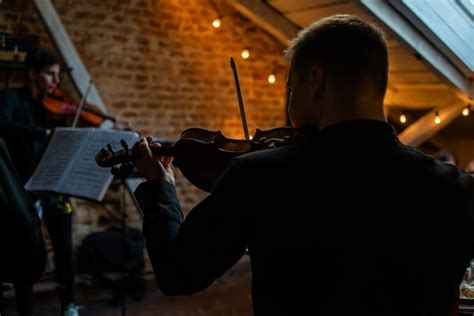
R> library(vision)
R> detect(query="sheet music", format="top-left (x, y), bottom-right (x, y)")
top-left (25, 127), bottom-right (140, 201)
top-left (65, 129), bottom-right (139, 200)
top-left (25, 128), bottom-right (89, 192)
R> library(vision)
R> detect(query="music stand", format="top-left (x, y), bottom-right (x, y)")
top-left (112, 171), bottom-right (145, 316)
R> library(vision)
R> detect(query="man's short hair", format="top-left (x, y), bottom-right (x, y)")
top-left (285, 14), bottom-right (388, 97)
top-left (25, 49), bottom-right (61, 72)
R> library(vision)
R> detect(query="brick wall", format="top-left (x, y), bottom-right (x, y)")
top-left (0, 0), bottom-right (288, 260)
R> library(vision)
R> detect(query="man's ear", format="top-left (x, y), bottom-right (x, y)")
top-left (309, 65), bottom-right (324, 100)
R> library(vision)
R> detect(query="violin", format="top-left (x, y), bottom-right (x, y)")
top-left (95, 57), bottom-right (297, 192)
top-left (95, 126), bottom-right (299, 192)
top-left (43, 88), bottom-right (116, 126)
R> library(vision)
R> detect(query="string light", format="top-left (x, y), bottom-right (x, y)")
top-left (463, 104), bottom-right (471, 117)
top-left (212, 18), bottom-right (221, 28)
top-left (434, 111), bottom-right (441, 124)
top-left (241, 48), bottom-right (250, 59)
top-left (268, 73), bottom-right (276, 84)
top-left (207, 0), bottom-right (276, 84)
top-left (399, 113), bottom-right (407, 124)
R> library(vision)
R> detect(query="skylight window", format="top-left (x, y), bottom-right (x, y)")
top-left (455, 0), bottom-right (474, 21)
top-left (392, 0), bottom-right (474, 74)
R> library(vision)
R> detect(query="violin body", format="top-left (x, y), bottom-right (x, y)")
top-left (96, 127), bottom-right (299, 192)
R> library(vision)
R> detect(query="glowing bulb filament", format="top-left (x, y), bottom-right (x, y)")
top-left (212, 18), bottom-right (221, 28)
top-left (435, 112), bottom-right (441, 124)
top-left (400, 114), bottom-right (406, 123)
top-left (268, 73), bottom-right (276, 84)
top-left (463, 107), bottom-right (470, 116)
top-left (241, 49), bottom-right (250, 59)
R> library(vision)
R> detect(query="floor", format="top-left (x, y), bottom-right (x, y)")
top-left (2, 260), bottom-right (253, 316)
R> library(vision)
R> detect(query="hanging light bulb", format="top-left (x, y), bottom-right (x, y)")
top-left (241, 48), bottom-right (250, 59)
top-left (463, 104), bottom-right (471, 116)
top-left (434, 111), bottom-right (441, 124)
top-left (399, 113), bottom-right (407, 124)
top-left (212, 18), bottom-right (221, 28)
top-left (268, 73), bottom-right (276, 84)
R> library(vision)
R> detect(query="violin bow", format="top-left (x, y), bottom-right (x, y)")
top-left (230, 57), bottom-right (250, 140)
top-left (71, 79), bottom-right (93, 127)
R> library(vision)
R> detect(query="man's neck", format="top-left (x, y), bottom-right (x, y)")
top-left (29, 84), bottom-right (44, 100)
top-left (318, 100), bottom-right (386, 131)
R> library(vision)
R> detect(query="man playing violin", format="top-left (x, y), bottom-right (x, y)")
top-left (134, 15), bottom-right (474, 315)
top-left (0, 49), bottom-right (79, 316)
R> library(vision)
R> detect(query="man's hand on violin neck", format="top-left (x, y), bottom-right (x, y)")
top-left (135, 137), bottom-right (175, 185)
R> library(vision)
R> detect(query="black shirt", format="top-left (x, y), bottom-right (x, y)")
top-left (136, 120), bottom-right (474, 316)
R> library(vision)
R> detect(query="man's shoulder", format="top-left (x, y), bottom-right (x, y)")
top-left (231, 143), bottom-right (301, 168)
top-left (397, 142), bottom-right (473, 191)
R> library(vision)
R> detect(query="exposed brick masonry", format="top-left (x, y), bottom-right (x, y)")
top-left (0, 0), bottom-right (288, 263)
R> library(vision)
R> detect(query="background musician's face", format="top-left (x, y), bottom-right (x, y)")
top-left (30, 63), bottom-right (60, 95)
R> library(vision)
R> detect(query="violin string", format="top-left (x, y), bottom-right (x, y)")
top-left (71, 79), bottom-right (93, 128)
top-left (230, 57), bottom-right (250, 140)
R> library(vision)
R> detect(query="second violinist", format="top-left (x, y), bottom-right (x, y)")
top-left (0, 49), bottom-right (81, 316)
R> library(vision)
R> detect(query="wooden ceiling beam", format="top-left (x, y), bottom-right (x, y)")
top-left (225, 0), bottom-right (299, 46)
top-left (398, 102), bottom-right (465, 147)
top-left (390, 83), bottom-right (450, 90)
top-left (386, 108), bottom-right (448, 149)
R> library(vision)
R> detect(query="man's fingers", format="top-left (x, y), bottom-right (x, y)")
top-left (138, 137), bottom-right (153, 157)
top-left (150, 142), bottom-right (162, 149)
top-left (162, 156), bottom-right (174, 166)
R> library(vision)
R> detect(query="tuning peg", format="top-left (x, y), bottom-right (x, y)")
top-left (120, 139), bottom-right (129, 150)
top-left (106, 143), bottom-right (114, 155)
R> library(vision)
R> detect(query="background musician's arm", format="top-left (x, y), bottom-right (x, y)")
top-left (0, 89), bottom-right (50, 140)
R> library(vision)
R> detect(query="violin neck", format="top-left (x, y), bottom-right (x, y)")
top-left (83, 106), bottom-right (116, 123)
top-left (150, 144), bottom-right (174, 157)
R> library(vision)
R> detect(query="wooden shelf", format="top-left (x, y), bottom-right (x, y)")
top-left (0, 51), bottom-right (26, 63)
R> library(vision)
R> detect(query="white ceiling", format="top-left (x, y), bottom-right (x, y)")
top-left (390, 0), bottom-right (474, 75)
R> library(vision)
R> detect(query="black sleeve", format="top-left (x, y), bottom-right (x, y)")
top-left (135, 163), bottom-right (249, 296)
top-left (0, 89), bottom-right (47, 140)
